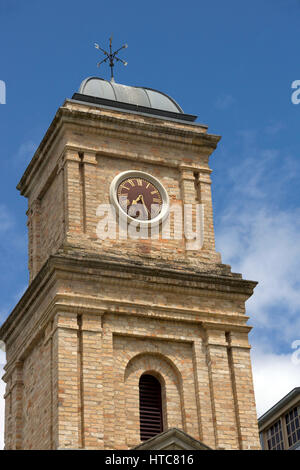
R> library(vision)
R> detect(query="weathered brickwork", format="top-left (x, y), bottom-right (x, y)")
top-left (0, 97), bottom-right (261, 449)
top-left (19, 101), bottom-right (223, 281)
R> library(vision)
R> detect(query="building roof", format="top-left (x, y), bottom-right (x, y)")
top-left (72, 77), bottom-right (197, 122)
top-left (258, 387), bottom-right (300, 428)
top-left (78, 77), bottom-right (183, 112)
top-left (132, 427), bottom-right (211, 450)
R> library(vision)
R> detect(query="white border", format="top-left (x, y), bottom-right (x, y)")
top-left (109, 170), bottom-right (170, 227)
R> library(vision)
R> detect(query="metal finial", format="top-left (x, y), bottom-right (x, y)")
top-left (94, 36), bottom-right (128, 82)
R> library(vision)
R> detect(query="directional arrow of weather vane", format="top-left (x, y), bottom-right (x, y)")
top-left (94, 36), bottom-right (128, 82)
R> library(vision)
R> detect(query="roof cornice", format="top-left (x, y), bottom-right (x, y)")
top-left (0, 250), bottom-right (257, 342)
top-left (258, 387), bottom-right (300, 428)
top-left (17, 101), bottom-right (221, 197)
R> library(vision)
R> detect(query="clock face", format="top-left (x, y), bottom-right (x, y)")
top-left (110, 170), bottom-right (169, 226)
top-left (117, 177), bottom-right (162, 221)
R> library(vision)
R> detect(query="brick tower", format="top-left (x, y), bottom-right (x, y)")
top-left (0, 77), bottom-right (260, 450)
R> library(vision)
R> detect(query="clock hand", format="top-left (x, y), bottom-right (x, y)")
top-left (129, 194), bottom-right (150, 218)
top-left (139, 195), bottom-right (151, 216)
top-left (132, 194), bottom-right (143, 205)
top-left (128, 194), bottom-right (145, 218)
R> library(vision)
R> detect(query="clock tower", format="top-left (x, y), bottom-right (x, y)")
top-left (0, 76), bottom-right (260, 450)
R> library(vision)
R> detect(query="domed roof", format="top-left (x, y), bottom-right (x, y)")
top-left (78, 77), bottom-right (184, 114)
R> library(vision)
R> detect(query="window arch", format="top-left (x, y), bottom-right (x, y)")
top-left (139, 374), bottom-right (163, 441)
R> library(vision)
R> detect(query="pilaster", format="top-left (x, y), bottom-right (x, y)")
top-left (195, 168), bottom-right (215, 253)
top-left (179, 166), bottom-right (198, 253)
top-left (62, 150), bottom-right (82, 235)
top-left (192, 337), bottom-right (216, 448)
top-left (226, 331), bottom-right (260, 449)
top-left (101, 318), bottom-right (116, 450)
top-left (79, 151), bottom-right (98, 236)
top-left (204, 328), bottom-right (239, 450)
top-left (80, 313), bottom-right (104, 449)
top-left (9, 361), bottom-right (23, 449)
top-left (53, 312), bottom-right (80, 449)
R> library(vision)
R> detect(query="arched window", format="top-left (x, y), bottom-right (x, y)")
top-left (139, 374), bottom-right (163, 441)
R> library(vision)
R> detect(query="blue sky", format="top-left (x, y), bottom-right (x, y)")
top-left (1, 0), bottom-right (300, 448)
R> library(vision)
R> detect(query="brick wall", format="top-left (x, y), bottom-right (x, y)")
top-left (22, 101), bottom-right (222, 281)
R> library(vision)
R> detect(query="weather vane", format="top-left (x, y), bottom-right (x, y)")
top-left (94, 36), bottom-right (128, 82)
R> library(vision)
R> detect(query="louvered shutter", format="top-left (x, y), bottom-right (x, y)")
top-left (139, 374), bottom-right (163, 441)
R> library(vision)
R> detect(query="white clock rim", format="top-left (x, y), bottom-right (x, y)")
top-left (109, 170), bottom-right (170, 227)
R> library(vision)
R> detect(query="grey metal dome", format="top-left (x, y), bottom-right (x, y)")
top-left (78, 77), bottom-right (184, 114)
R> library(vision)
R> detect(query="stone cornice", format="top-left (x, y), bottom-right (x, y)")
top-left (59, 106), bottom-right (220, 144)
top-left (50, 250), bottom-right (257, 292)
top-left (2, 290), bottom-right (252, 379)
top-left (0, 251), bottom-right (257, 345)
top-left (17, 102), bottom-right (221, 197)
top-left (17, 118), bottom-right (63, 198)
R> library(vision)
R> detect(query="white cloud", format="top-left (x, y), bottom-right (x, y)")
top-left (0, 204), bottom-right (27, 252)
top-left (216, 127), bottom-right (300, 419)
top-left (214, 93), bottom-right (235, 110)
top-left (219, 203), bottom-right (300, 420)
top-left (216, 129), bottom-right (300, 341)
top-left (218, 207), bottom-right (300, 335)
top-left (251, 347), bottom-right (300, 417)
top-left (0, 205), bottom-right (14, 233)
top-left (264, 121), bottom-right (285, 135)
